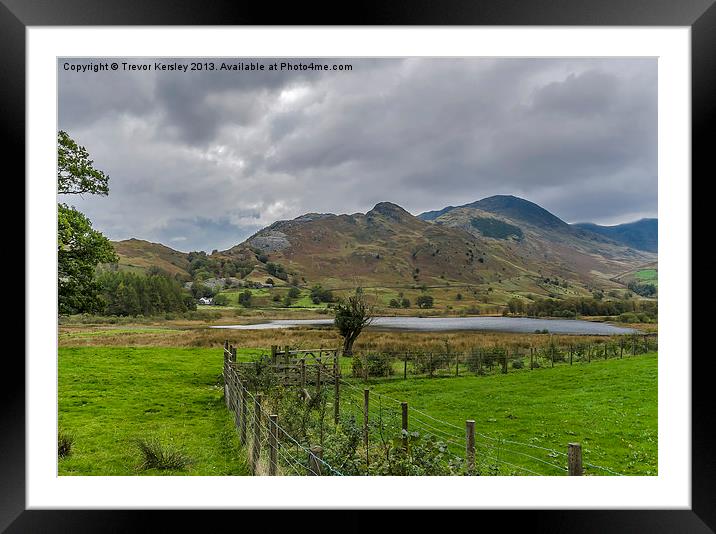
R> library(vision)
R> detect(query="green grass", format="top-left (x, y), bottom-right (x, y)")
top-left (58, 346), bottom-right (256, 475)
top-left (59, 345), bottom-right (657, 476)
top-left (634, 269), bottom-right (658, 286)
top-left (344, 353), bottom-right (657, 475)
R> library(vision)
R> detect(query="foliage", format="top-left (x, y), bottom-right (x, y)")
top-left (96, 270), bottom-right (190, 316)
top-left (310, 284), bottom-right (334, 304)
top-left (370, 431), bottom-right (463, 476)
top-left (58, 204), bottom-right (118, 314)
top-left (213, 293), bottom-right (229, 306)
top-left (627, 281), bottom-right (657, 298)
top-left (266, 262), bottom-right (289, 281)
top-left (334, 290), bottom-right (374, 355)
top-left (57, 130), bottom-right (110, 196)
top-left (287, 286), bottom-right (301, 299)
top-left (135, 436), bottom-right (191, 471)
top-left (415, 295), bottom-right (434, 309)
top-left (351, 353), bottom-right (394, 378)
top-left (238, 290), bottom-right (253, 307)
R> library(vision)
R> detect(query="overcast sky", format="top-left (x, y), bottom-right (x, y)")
top-left (58, 57), bottom-right (657, 252)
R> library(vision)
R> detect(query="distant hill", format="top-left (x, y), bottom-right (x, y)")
top-left (109, 196), bottom-right (657, 300)
top-left (419, 195), bottom-right (570, 230)
top-left (110, 239), bottom-right (192, 279)
top-left (226, 198), bottom-right (655, 296)
top-left (572, 219), bottom-right (657, 252)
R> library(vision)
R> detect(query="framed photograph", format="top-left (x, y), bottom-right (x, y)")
top-left (8, 0), bottom-right (711, 530)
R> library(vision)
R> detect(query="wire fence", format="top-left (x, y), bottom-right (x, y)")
top-left (347, 333), bottom-right (657, 381)
top-left (222, 342), bottom-right (630, 476)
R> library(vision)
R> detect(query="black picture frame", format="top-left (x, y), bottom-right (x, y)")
top-left (6, 0), bottom-right (710, 531)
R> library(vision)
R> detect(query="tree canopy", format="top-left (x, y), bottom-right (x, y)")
top-left (57, 130), bottom-right (110, 196)
top-left (57, 131), bottom-right (117, 315)
top-left (58, 204), bottom-right (117, 314)
top-left (334, 290), bottom-right (374, 355)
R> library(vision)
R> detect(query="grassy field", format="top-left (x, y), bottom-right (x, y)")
top-left (634, 268), bottom-right (658, 286)
top-left (350, 353), bottom-right (657, 475)
top-left (58, 346), bottom-right (255, 475)
top-left (59, 344), bottom-right (657, 476)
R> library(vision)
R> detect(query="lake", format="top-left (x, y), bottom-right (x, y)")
top-left (211, 316), bottom-right (639, 335)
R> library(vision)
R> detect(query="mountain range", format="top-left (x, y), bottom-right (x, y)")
top-left (109, 195), bottom-right (657, 298)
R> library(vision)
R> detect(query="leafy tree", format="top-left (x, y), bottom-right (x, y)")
top-left (389, 298), bottom-right (401, 308)
top-left (287, 286), bottom-right (301, 299)
top-left (310, 284), bottom-right (334, 304)
top-left (191, 282), bottom-right (214, 299)
top-left (415, 295), bottom-right (434, 309)
top-left (213, 293), bottom-right (229, 306)
top-left (334, 290), bottom-right (374, 356)
top-left (57, 131), bottom-right (117, 315)
top-left (401, 297), bottom-right (411, 308)
top-left (238, 290), bottom-right (253, 307)
top-left (57, 130), bottom-right (110, 196)
top-left (58, 204), bottom-right (117, 314)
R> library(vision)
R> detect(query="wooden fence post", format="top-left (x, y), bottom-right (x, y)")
top-left (240, 385), bottom-right (248, 445)
top-left (231, 346), bottom-right (237, 363)
top-left (269, 414), bottom-right (278, 476)
top-left (466, 420), bottom-right (475, 474)
top-left (401, 402), bottom-right (409, 451)
top-left (456, 352), bottom-right (460, 377)
top-left (252, 394), bottom-right (262, 474)
top-left (569, 345), bottom-right (573, 366)
top-left (271, 345), bottom-right (278, 363)
top-left (332, 355), bottom-right (340, 424)
top-left (308, 446), bottom-right (323, 476)
top-left (300, 358), bottom-right (306, 392)
top-left (620, 338), bottom-right (624, 358)
top-left (568, 442), bottom-right (583, 476)
top-left (551, 344), bottom-right (555, 368)
top-left (502, 350), bottom-right (508, 374)
top-left (587, 344), bottom-right (591, 363)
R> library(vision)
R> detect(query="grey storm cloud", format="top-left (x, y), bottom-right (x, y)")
top-left (58, 57), bottom-right (656, 252)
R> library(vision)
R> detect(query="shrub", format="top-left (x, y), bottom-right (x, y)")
top-left (511, 359), bottom-right (524, 369)
top-left (415, 295), bottom-right (434, 309)
top-left (389, 298), bottom-right (401, 308)
top-left (351, 353), bottom-right (394, 377)
top-left (135, 437), bottom-right (190, 471)
top-left (58, 428), bottom-right (74, 458)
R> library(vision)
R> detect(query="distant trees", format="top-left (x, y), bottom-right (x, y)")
top-left (627, 281), bottom-right (657, 297)
top-left (96, 271), bottom-right (191, 316)
top-left (266, 262), bottom-right (289, 281)
top-left (310, 284), bottom-right (334, 304)
top-left (287, 286), bottom-right (301, 299)
top-left (507, 297), bottom-right (525, 315)
top-left (238, 290), bottom-right (253, 307)
top-left (415, 295), bottom-right (434, 309)
top-left (213, 293), bottom-right (229, 306)
top-left (334, 290), bottom-right (374, 355)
